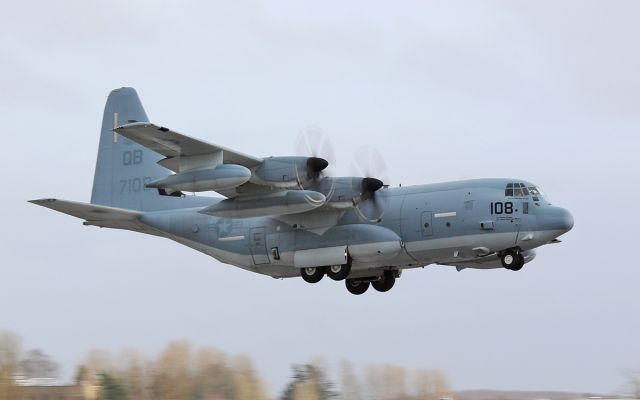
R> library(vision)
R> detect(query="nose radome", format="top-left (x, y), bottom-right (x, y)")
top-left (538, 206), bottom-right (574, 233)
top-left (557, 207), bottom-right (574, 232)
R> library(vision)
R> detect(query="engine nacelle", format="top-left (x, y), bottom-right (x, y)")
top-left (252, 156), bottom-right (328, 188)
top-left (146, 164), bottom-right (251, 193)
top-left (200, 190), bottom-right (326, 218)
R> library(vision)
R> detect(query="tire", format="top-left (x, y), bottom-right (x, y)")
top-left (501, 249), bottom-right (524, 271)
top-left (372, 270), bottom-right (395, 292)
top-left (345, 279), bottom-right (370, 295)
top-left (327, 262), bottom-right (352, 281)
top-left (511, 253), bottom-right (525, 271)
top-left (300, 266), bottom-right (325, 283)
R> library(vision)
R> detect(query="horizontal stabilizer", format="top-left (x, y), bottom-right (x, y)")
top-left (29, 199), bottom-right (151, 233)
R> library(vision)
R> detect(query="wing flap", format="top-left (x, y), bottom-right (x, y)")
top-left (114, 122), bottom-right (262, 172)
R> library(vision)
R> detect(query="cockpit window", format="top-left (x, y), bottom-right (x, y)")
top-left (505, 183), bottom-right (540, 197)
top-left (528, 186), bottom-right (543, 196)
top-left (505, 183), bottom-right (514, 196)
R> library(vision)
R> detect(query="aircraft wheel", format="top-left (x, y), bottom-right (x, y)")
top-left (501, 249), bottom-right (524, 271)
top-left (327, 261), bottom-right (352, 281)
top-left (372, 270), bottom-right (396, 292)
top-left (510, 254), bottom-right (525, 271)
top-left (345, 279), bottom-right (370, 295)
top-left (300, 267), bottom-right (325, 283)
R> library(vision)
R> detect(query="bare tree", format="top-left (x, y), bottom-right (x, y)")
top-left (150, 340), bottom-right (194, 400)
top-left (624, 369), bottom-right (640, 398)
top-left (191, 346), bottom-right (235, 400)
top-left (232, 354), bottom-right (267, 400)
top-left (20, 349), bottom-right (60, 379)
top-left (281, 364), bottom-right (337, 400)
top-left (0, 330), bottom-right (20, 400)
top-left (364, 364), bottom-right (408, 400)
top-left (84, 348), bottom-right (114, 374)
top-left (412, 369), bottom-right (451, 400)
top-left (339, 360), bottom-right (362, 400)
top-left (119, 349), bottom-right (150, 400)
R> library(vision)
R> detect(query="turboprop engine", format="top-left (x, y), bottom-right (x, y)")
top-left (251, 156), bottom-right (328, 188)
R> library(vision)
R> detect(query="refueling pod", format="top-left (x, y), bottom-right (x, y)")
top-left (146, 164), bottom-right (251, 193)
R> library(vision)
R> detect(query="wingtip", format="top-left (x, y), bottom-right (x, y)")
top-left (28, 198), bottom-right (57, 205)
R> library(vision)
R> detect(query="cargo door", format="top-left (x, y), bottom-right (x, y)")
top-left (250, 227), bottom-right (269, 265)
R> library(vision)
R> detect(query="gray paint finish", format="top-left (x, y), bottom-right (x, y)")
top-left (33, 88), bottom-right (574, 287)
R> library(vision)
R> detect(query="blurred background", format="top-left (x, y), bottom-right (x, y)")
top-left (1, 0), bottom-right (639, 399)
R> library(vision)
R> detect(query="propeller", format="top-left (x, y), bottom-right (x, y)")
top-left (306, 156), bottom-right (329, 180)
top-left (350, 146), bottom-right (390, 222)
top-left (294, 125), bottom-right (337, 204)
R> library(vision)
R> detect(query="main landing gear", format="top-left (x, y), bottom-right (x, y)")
top-left (345, 279), bottom-right (370, 295)
top-left (300, 260), bottom-right (353, 283)
top-left (300, 264), bottom-right (398, 295)
top-left (327, 261), bottom-right (352, 281)
top-left (300, 266), bottom-right (325, 283)
top-left (501, 248), bottom-right (524, 271)
top-left (345, 271), bottom-right (396, 295)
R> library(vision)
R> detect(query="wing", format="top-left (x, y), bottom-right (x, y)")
top-left (114, 122), bottom-right (263, 172)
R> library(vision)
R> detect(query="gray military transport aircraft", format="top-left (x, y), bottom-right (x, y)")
top-left (30, 88), bottom-right (574, 295)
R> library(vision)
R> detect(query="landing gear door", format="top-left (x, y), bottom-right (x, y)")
top-left (250, 227), bottom-right (270, 265)
top-left (421, 211), bottom-right (433, 237)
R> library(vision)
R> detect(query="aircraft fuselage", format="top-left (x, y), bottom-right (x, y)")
top-left (140, 178), bottom-right (573, 279)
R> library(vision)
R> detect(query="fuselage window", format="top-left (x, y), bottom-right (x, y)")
top-left (523, 202), bottom-right (529, 214)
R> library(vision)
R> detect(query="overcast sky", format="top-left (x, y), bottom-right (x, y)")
top-left (1, 0), bottom-right (639, 395)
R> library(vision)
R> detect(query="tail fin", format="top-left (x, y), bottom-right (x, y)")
top-left (91, 88), bottom-right (174, 211)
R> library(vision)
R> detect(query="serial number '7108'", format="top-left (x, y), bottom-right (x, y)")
top-left (120, 177), bottom-right (152, 194)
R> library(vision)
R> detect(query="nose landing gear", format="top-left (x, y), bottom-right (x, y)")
top-left (501, 249), bottom-right (524, 271)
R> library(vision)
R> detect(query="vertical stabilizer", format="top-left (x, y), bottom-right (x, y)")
top-left (91, 88), bottom-right (173, 210)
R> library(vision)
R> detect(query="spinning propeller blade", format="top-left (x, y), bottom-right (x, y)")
top-left (350, 146), bottom-right (390, 222)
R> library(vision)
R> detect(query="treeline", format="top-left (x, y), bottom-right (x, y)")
top-left (0, 330), bottom-right (452, 400)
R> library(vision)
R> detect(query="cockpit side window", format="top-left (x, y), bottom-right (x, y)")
top-left (505, 183), bottom-right (514, 197)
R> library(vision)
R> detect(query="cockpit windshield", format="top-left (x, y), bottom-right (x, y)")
top-left (528, 186), bottom-right (544, 196)
top-left (505, 182), bottom-right (545, 199)
top-left (505, 182), bottom-right (529, 197)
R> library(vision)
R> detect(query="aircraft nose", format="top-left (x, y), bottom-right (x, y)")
top-left (538, 206), bottom-right (574, 233)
